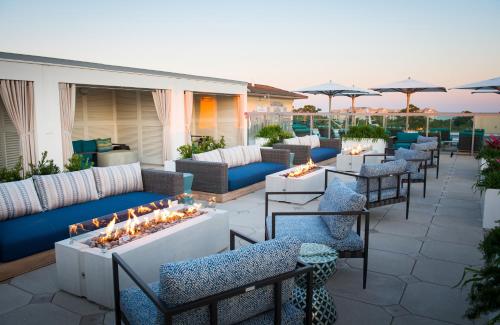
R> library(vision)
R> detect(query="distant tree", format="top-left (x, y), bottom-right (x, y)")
top-left (293, 105), bottom-right (321, 113)
top-left (453, 110), bottom-right (473, 130)
top-left (399, 104), bottom-right (421, 113)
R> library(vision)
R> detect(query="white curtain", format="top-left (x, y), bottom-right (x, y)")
top-left (184, 91), bottom-right (193, 145)
top-left (236, 94), bottom-right (247, 145)
top-left (152, 89), bottom-right (172, 161)
top-left (59, 83), bottom-right (76, 163)
top-left (0, 80), bottom-right (37, 171)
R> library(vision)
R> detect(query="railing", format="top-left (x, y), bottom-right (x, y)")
top-left (246, 111), bottom-right (500, 155)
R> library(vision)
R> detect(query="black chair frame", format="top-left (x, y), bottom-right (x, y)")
top-left (264, 191), bottom-right (370, 289)
top-left (363, 153), bottom-right (428, 197)
top-left (113, 230), bottom-right (314, 325)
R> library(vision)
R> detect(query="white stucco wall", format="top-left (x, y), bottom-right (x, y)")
top-left (0, 59), bottom-right (247, 166)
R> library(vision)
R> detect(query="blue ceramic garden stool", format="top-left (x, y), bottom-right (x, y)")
top-left (292, 243), bottom-right (338, 324)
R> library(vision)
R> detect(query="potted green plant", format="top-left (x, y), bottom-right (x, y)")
top-left (255, 125), bottom-right (293, 147)
top-left (476, 136), bottom-right (500, 229)
top-left (176, 136), bottom-right (226, 160)
top-left (458, 224), bottom-right (500, 324)
top-left (341, 125), bottom-right (389, 153)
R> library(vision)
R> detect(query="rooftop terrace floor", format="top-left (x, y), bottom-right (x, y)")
top-left (0, 155), bottom-right (488, 324)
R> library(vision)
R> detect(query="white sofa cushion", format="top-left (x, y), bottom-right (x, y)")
top-left (33, 169), bottom-right (98, 210)
top-left (219, 147), bottom-right (246, 168)
top-left (284, 137), bottom-right (300, 145)
top-left (0, 178), bottom-right (43, 220)
top-left (192, 149), bottom-right (223, 163)
top-left (310, 135), bottom-right (321, 148)
top-left (298, 135), bottom-right (312, 146)
top-left (242, 145), bottom-right (262, 164)
top-left (92, 162), bottom-right (143, 198)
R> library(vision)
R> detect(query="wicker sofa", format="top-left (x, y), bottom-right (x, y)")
top-left (0, 164), bottom-right (184, 264)
top-left (176, 147), bottom-right (290, 196)
top-left (273, 136), bottom-right (341, 165)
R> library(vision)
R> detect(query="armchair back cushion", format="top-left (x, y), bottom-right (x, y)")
top-left (92, 162), bottom-right (143, 198)
top-left (218, 146), bottom-right (245, 168)
top-left (411, 142), bottom-right (437, 151)
top-left (192, 149), bottom-right (222, 163)
top-left (158, 237), bottom-right (301, 324)
top-left (356, 159), bottom-right (407, 194)
top-left (417, 136), bottom-right (438, 144)
top-left (395, 148), bottom-right (428, 174)
top-left (0, 178), bottom-right (43, 220)
top-left (241, 145), bottom-right (262, 164)
top-left (319, 178), bottom-right (366, 239)
top-left (33, 169), bottom-right (98, 210)
top-left (284, 137), bottom-right (300, 145)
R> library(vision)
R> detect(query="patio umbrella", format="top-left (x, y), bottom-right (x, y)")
top-left (453, 77), bottom-right (500, 91)
top-left (471, 89), bottom-right (500, 95)
top-left (295, 81), bottom-right (364, 112)
top-left (337, 86), bottom-right (381, 125)
top-left (371, 77), bottom-right (447, 130)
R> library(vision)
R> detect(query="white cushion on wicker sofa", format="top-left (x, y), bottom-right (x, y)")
top-left (192, 149), bottom-right (223, 163)
top-left (298, 135), bottom-right (312, 146)
top-left (33, 169), bottom-right (98, 210)
top-left (0, 178), bottom-right (43, 220)
top-left (284, 137), bottom-right (300, 145)
top-left (310, 135), bottom-right (321, 148)
top-left (242, 145), bottom-right (262, 164)
top-left (92, 162), bottom-right (143, 198)
top-left (219, 147), bottom-right (246, 168)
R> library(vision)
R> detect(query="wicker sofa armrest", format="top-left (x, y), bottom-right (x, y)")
top-left (319, 138), bottom-right (341, 150)
top-left (141, 169), bottom-right (184, 197)
top-left (260, 148), bottom-right (290, 165)
top-left (175, 159), bottom-right (228, 194)
top-left (273, 144), bottom-right (311, 165)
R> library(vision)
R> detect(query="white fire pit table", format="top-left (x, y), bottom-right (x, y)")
top-left (336, 150), bottom-right (382, 172)
top-left (55, 207), bottom-right (228, 308)
top-left (266, 166), bottom-right (325, 204)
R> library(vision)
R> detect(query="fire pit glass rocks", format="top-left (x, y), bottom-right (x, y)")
top-left (68, 200), bottom-right (206, 250)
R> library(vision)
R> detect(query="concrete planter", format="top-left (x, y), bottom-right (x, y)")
top-left (482, 188), bottom-right (500, 229)
top-left (342, 138), bottom-right (386, 154)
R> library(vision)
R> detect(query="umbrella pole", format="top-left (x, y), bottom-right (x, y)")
top-left (406, 92), bottom-right (411, 130)
top-left (351, 96), bottom-right (356, 126)
top-left (328, 95), bottom-right (332, 113)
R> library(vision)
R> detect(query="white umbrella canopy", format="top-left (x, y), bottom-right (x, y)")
top-left (371, 77), bottom-right (447, 130)
top-left (453, 77), bottom-right (500, 91)
top-left (471, 89), bottom-right (500, 95)
top-left (337, 86), bottom-right (381, 126)
top-left (296, 81), bottom-right (365, 112)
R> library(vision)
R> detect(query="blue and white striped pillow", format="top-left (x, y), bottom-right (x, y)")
top-left (92, 162), bottom-right (143, 198)
top-left (0, 178), bottom-right (43, 220)
top-left (33, 169), bottom-right (99, 210)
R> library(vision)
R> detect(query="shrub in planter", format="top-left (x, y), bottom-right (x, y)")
top-left (64, 154), bottom-right (93, 172)
top-left (342, 125), bottom-right (388, 142)
top-left (256, 125), bottom-right (293, 147)
top-left (0, 156), bottom-right (23, 183)
top-left (25, 151), bottom-right (60, 177)
top-left (177, 136), bottom-right (226, 159)
top-left (458, 224), bottom-right (500, 324)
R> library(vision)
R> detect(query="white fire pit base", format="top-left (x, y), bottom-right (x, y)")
top-left (266, 167), bottom-right (325, 204)
top-left (336, 151), bottom-right (381, 172)
top-left (55, 208), bottom-right (229, 308)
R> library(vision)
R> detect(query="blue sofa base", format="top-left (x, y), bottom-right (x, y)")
top-left (228, 162), bottom-right (288, 191)
top-left (0, 191), bottom-right (167, 262)
top-left (311, 147), bottom-right (339, 163)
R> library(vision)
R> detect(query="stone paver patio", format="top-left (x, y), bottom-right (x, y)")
top-left (0, 154), bottom-right (488, 324)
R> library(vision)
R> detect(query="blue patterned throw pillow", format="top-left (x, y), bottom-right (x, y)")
top-left (319, 178), bottom-right (366, 240)
top-left (0, 178), bottom-right (43, 220)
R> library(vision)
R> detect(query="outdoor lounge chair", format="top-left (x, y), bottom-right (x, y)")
top-left (273, 136), bottom-right (340, 165)
top-left (325, 159), bottom-right (411, 219)
top-left (265, 178), bottom-right (370, 288)
top-left (364, 148), bottom-right (428, 197)
top-left (112, 231), bottom-right (314, 325)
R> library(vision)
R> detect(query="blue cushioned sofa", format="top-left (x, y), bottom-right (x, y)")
top-left (113, 231), bottom-right (314, 325)
top-left (0, 169), bottom-right (184, 265)
top-left (274, 138), bottom-right (340, 165)
top-left (175, 148), bottom-right (290, 195)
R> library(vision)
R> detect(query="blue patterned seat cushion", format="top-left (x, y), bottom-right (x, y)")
top-left (266, 216), bottom-right (363, 251)
top-left (356, 159), bottom-right (407, 194)
top-left (158, 237), bottom-right (301, 324)
top-left (319, 178), bottom-right (366, 240)
top-left (121, 283), bottom-right (303, 325)
top-left (417, 135), bottom-right (438, 143)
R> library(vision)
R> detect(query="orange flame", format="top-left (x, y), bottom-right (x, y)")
top-left (105, 214), bottom-right (118, 239)
top-left (287, 159), bottom-right (317, 178)
top-left (92, 218), bottom-right (100, 228)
